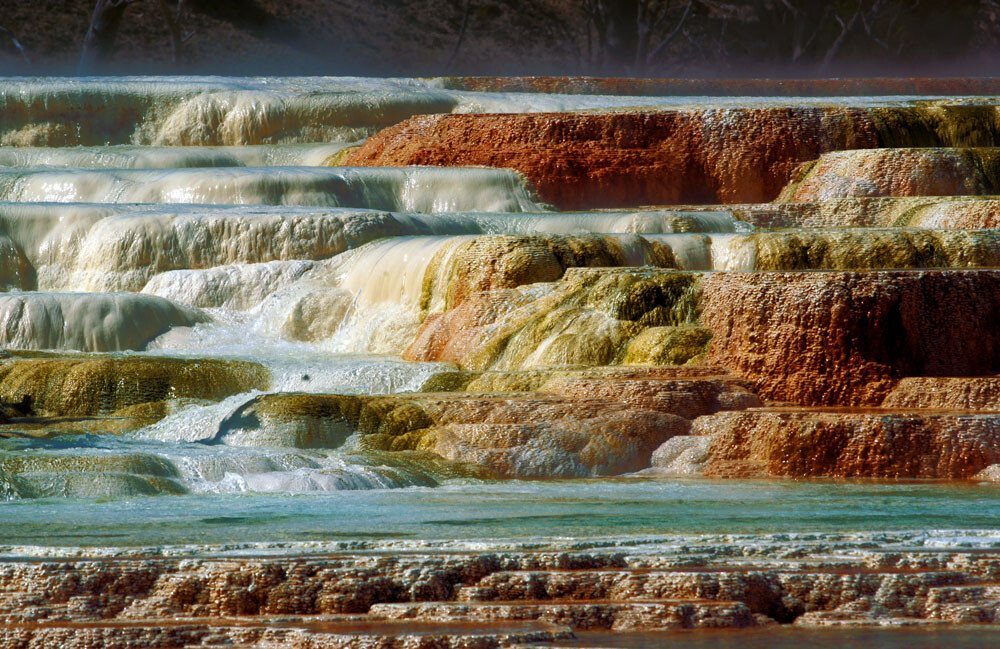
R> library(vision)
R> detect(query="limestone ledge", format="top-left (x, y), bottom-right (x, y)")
top-left (405, 267), bottom-right (1000, 407)
top-left (212, 390), bottom-right (691, 478)
top-left (0, 353), bottom-right (269, 419)
top-left (346, 107), bottom-right (1000, 209)
top-left (695, 196), bottom-right (1000, 230)
top-left (3, 537), bottom-right (1000, 648)
top-left (778, 148), bottom-right (1000, 202)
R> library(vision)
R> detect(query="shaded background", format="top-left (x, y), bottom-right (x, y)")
top-left (0, 0), bottom-right (997, 76)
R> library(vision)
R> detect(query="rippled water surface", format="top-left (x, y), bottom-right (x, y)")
top-left (3, 479), bottom-right (1000, 547)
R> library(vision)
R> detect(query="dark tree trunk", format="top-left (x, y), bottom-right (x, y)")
top-left (602, 0), bottom-right (640, 71)
top-left (79, 0), bottom-right (142, 72)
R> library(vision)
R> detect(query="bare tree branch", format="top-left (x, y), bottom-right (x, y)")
top-left (647, 0), bottom-right (694, 64)
top-left (79, 0), bottom-right (145, 72)
top-left (0, 26), bottom-right (30, 65)
top-left (822, 3), bottom-right (862, 68)
top-left (446, 0), bottom-right (473, 71)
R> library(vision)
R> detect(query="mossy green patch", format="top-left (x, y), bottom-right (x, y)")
top-left (624, 326), bottom-right (713, 366)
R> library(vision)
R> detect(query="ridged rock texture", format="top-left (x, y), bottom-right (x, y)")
top-left (779, 148), bottom-right (1000, 201)
top-left (4, 533), bottom-right (1000, 647)
top-left (9, 76), bottom-right (1000, 647)
top-left (405, 268), bottom-right (1000, 408)
top-left (345, 107), bottom-right (1000, 208)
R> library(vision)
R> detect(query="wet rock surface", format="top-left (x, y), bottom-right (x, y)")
top-left (699, 270), bottom-right (1000, 406)
top-left (696, 409), bottom-right (1000, 479)
top-left (3, 533), bottom-right (1000, 648)
top-left (779, 148), bottom-right (1000, 202)
top-left (346, 107), bottom-right (1000, 209)
top-left (5, 76), bottom-right (1000, 646)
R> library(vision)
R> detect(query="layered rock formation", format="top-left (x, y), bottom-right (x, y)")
top-left (779, 148), bottom-right (1000, 201)
top-left (346, 107), bottom-right (1000, 208)
top-left (3, 533), bottom-right (1000, 648)
top-left (405, 268), bottom-right (1000, 407)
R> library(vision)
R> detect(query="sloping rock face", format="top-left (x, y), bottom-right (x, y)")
top-left (0, 354), bottom-right (269, 418)
top-left (422, 233), bottom-right (674, 313)
top-left (697, 410), bottom-right (1000, 479)
top-left (882, 377), bottom-right (1000, 410)
top-left (780, 148), bottom-right (1000, 202)
top-left (217, 390), bottom-right (691, 478)
top-left (345, 107), bottom-right (1000, 208)
top-left (0, 292), bottom-right (208, 352)
top-left (699, 270), bottom-right (1000, 406)
top-left (405, 268), bottom-right (706, 371)
top-left (407, 268), bottom-right (1000, 407)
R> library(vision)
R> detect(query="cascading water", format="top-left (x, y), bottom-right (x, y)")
top-left (4, 73), bottom-right (1000, 648)
top-left (0, 72), bottom-right (765, 502)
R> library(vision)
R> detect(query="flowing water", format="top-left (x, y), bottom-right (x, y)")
top-left (1, 76), bottom-right (1000, 645)
top-left (0, 75), bottom-right (996, 536)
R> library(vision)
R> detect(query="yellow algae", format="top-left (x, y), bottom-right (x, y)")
top-left (0, 356), bottom-right (269, 417)
top-left (624, 326), bottom-right (713, 366)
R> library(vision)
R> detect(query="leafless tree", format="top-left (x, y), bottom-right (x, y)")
top-left (581, 0), bottom-right (695, 73)
top-left (80, 0), bottom-right (193, 72)
top-left (158, 0), bottom-right (192, 64)
top-left (0, 25), bottom-right (30, 65)
top-left (446, 0), bottom-right (473, 70)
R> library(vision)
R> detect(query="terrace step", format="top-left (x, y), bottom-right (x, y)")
top-left (368, 599), bottom-right (757, 630)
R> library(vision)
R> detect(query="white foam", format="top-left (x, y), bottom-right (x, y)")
top-left (0, 144), bottom-right (355, 168)
top-left (0, 167), bottom-right (544, 213)
top-left (142, 261), bottom-right (316, 310)
top-left (0, 292), bottom-right (209, 351)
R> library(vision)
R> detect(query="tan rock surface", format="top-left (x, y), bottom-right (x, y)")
top-left (780, 148), bottom-right (1000, 202)
top-left (882, 377), bottom-right (1000, 410)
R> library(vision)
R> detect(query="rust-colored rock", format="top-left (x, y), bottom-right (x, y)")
top-left (882, 377), bottom-right (1000, 410)
top-left (538, 376), bottom-right (760, 420)
top-left (346, 107), bottom-right (1000, 209)
top-left (698, 409), bottom-right (1000, 479)
top-left (700, 270), bottom-right (1000, 406)
top-left (780, 148), bottom-right (1000, 202)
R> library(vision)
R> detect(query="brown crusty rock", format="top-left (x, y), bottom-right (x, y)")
top-left (346, 107), bottom-right (1000, 209)
top-left (697, 409), bottom-right (1000, 479)
top-left (700, 270), bottom-right (1000, 406)
top-left (779, 148), bottom-right (1000, 202)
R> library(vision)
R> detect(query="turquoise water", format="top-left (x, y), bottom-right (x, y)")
top-left (2, 478), bottom-right (1000, 547)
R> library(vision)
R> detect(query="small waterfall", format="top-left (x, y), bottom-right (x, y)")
top-left (642, 234), bottom-right (758, 270)
top-left (332, 236), bottom-right (473, 311)
top-left (0, 292), bottom-right (208, 351)
top-left (0, 167), bottom-right (545, 213)
top-left (0, 144), bottom-right (355, 168)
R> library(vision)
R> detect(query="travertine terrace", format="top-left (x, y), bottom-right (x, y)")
top-left (3, 76), bottom-right (1000, 647)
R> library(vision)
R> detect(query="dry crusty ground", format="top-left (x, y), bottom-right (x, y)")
top-left (0, 0), bottom-right (581, 75)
